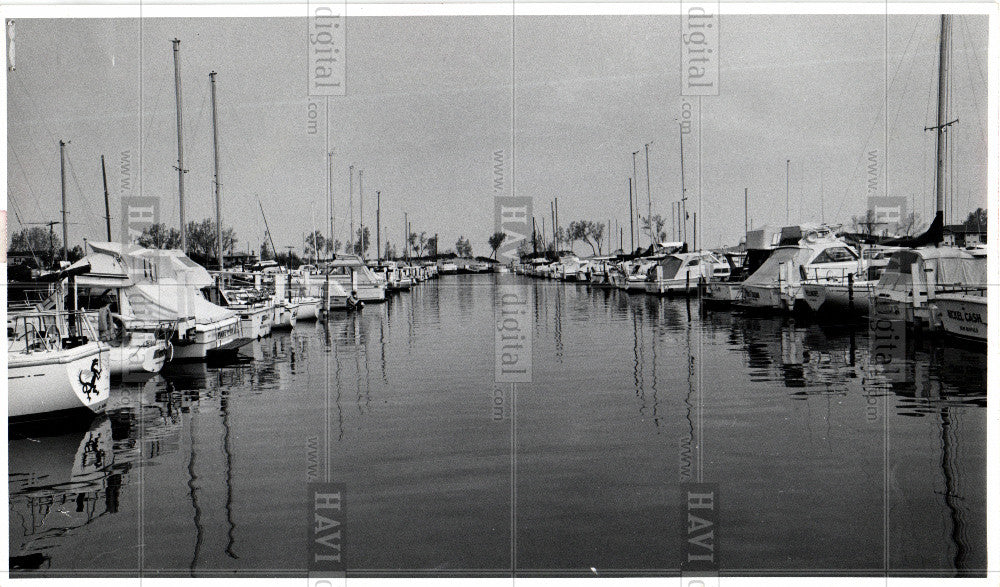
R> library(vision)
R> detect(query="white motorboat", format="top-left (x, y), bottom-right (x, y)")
top-left (8, 311), bottom-right (110, 419)
top-left (799, 245), bottom-right (902, 315)
top-left (934, 291), bottom-right (986, 342)
top-left (326, 255), bottom-right (387, 302)
top-left (871, 246), bottom-right (985, 329)
top-left (738, 225), bottom-right (865, 312)
top-left (645, 251), bottom-right (730, 295)
top-left (127, 249), bottom-right (248, 361)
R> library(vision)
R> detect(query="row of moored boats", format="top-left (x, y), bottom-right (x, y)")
top-left (7, 242), bottom-right (441, 421)
top-left (514, 218), bottom-right (986, 343)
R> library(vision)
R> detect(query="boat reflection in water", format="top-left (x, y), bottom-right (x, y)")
top-left (698, 307), bottom-right (985, 574)
top-left (9, 415), bottom-right (116, 571)
top-left (8, 275), bottom-right (986, 577)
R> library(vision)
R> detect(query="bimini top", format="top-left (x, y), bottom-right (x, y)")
top-left (876, 246), bottom-right (986, 292)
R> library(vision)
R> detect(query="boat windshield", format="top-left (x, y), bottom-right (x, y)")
top-left (654, 257), bottom-right (684, 279)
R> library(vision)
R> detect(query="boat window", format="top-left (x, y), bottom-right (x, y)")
top-left (885, 251), bottom-right (918, 274)
top-left (658, 257), bottom-right (683, 277)
top-left (686, 259), bottom-right (700, 267)
top-left (811, 247), bottom-right (857, 264)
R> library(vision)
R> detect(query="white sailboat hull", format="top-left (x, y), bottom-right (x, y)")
top-left (8, 343), bottom-right (111, 418)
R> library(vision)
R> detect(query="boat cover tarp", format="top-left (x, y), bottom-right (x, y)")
top-left (876, 247), bottom-right (986, 292)
top-left (128, 282), bottom-right (235, 324)
top-left (743, 247), bottom-right (813, 286)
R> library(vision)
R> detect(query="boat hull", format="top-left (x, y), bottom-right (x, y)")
top-left (934, 294), bottom-right (986, 342)
top-left (737, 284), bottom-right (785, 310)
top-left (108, 340), bottom-right (170, 375)
top-left (800, 282), bottom-right (875, 315)
top-left (703, 282), bottom-right (741, 305)
top-left (8, 343), bottom-right (111, 418)
top-left (171, 318), bottom-right (244, 361)
top-left (234, 304), bottom-right (273, 339)
top-left (273, 302), bottom-right (299, 330)
top-left (624, 278), bottom-right (647, 293)
top-left (295, 298), bottom-right (319, 321)
top-left (646, 278), bottom-right (699, 295)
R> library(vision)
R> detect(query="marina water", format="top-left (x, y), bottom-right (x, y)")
top-left (9, 274), bottom-right (985, 577)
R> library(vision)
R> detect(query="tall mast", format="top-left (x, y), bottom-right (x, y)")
top-left (679, 130), bottom-right (687, 248)
top-left (101, 155), bottom-right (112, 241)
top-left (644, 142), bottom-right (653, 246)
top-left (348, 164), bottom-right (354, 251)
top-left (744, 188), bottom-right (749, 250)
top-left (172, 39), bottom-right (187, 251)
top-left (327, 151), bottom-right (334, 259)
top-left (933, 14), bottom-right (952, 222)
top-left (376, 190), bottom-right (381, 262)
top-left (785, 159), bottom-right (790, 225)
top-left (628, 177), bottom-right (635, 251)
top-left (258, 197), bottom-right (277, 259)
top-left (359, 169), bottom-right (364, 258)
top-left (59, 140), bottom-right (68, 260)
top-left (554, 197), bottom-right (559, 251)
top-left (631, 151), bottom-right (639, 247)
top-left (210, 71), bottom-right (223, 270)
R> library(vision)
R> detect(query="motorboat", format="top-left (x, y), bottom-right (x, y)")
top-left (127, 248), bottom-right (248, 361)
top-left (46, 242), bottom-right (175, 375)
top-left (326, 255), bottom-right (387, 302)
top-left (737, 225), bottom-right (866, 312)
top-left (934, 290), bottom-right (986, 342)
top-left (871, 246), bottom-right (986, 329)
top-left (645, 251), bottom-right (730, 295)
top-left (800, 245), bottom-right (902, 315)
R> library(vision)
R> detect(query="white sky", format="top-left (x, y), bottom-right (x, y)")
top-left (6, 13), bottom-right (990, 255)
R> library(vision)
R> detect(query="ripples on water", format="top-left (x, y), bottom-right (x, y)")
top-left (8, 274), bottom-right (986, 577)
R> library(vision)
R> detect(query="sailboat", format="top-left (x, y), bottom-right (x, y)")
top-left (871, 15), bottom-right (987, 337)
top-left (8, 307), bottom-right (111, 419)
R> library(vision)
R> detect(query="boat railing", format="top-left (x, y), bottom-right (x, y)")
top-left (936, 283), bottom-right (987, 296)
top-left (8, 310), bottom-right (101, 354)
top-left (801, 266), bottom-right (865, 284)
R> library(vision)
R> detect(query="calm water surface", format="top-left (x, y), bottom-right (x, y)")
top-left (9, 274), bottom-right (986, 577)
